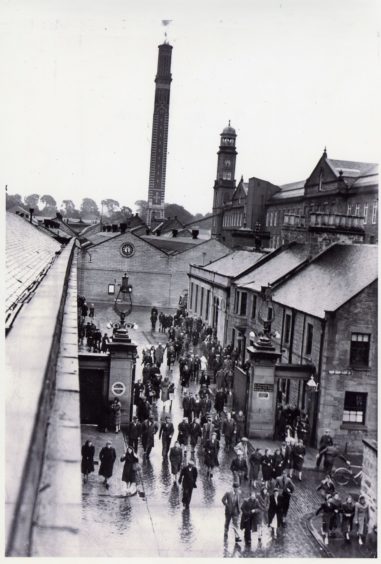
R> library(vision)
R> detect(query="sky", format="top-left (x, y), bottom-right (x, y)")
top-left (1, 0), bottom-right (380, 215)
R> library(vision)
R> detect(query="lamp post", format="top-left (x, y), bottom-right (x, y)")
top-left (112, 272), bottom-right (133, 342)
top-left (107, 272), bottom-right (137, 426)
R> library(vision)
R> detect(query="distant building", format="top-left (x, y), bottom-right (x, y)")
top-left (146, 41), bottom-right (173, 226)
top-left (211, 129), bottom-right (378, 248)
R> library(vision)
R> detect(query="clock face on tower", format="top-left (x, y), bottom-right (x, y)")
top-left (120, 242), bottom-right (135, 258)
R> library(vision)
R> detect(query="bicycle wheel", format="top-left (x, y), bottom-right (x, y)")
top-left (333, 467), bottom-right (352, 486)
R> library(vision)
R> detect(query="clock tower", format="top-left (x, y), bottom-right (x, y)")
top-left (211, 122), bottom-right (237, 238)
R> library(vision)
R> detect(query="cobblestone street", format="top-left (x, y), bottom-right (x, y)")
top-left (79, 305), bottom-right (364, 558)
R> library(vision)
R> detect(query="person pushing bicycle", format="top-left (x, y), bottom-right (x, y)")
top-left (318, 443), bottom-right (351, 475)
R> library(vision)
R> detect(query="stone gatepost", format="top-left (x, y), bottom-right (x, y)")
top-left (107, 328), bottom-right (137, 428)
top-left (246, 335), bottom-right (281, 438)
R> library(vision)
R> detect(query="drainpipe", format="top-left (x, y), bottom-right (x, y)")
top-left (288, 308), bottom-right (296, 363)
top-left (311, 317), bottom-right (327, 447)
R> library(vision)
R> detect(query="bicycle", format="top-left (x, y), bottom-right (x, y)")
top-left (332, 464), bottom-right (363, 487)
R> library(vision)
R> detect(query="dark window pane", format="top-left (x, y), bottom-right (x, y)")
top-left (350, 333), bottom-right (370, 367)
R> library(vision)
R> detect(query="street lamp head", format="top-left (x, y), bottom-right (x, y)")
top-left (307, 374), bottom-right (319, 392)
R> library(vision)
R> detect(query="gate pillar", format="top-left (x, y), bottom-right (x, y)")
top-left (246, 336), bottom-right (281, 439)
top-left (107, 328), bottom-right (137, 428)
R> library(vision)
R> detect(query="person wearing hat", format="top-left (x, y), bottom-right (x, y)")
top-left (178, 459), bottom-right (198, 509)
top-left (127, 416), bottom-right (142, 452)
top-left (159, 416), bottom-right (174, 458)
top-left (234, 437), bottom-right (255, 463)
top-left (275, 469), bottom-right (295, 525)
top-left (141, 416), bottom-right (158, 458)
top-left (169, 441), bottom-right (183, 482)
top-left (98, 441), bottom-right (117, 489)
top-left (222, 483), bottom-right (242, 543)
top-left (240, 490), bottom-right (259, 545)
top-left (268, 487), bottom-right (283, 539)
top-left (204, 431), bottom-right (220, 479)
top-left (316, 494), bottom-right (335, 545)
top-left (316, 429), bottom-right (334, 469)
top-left (230, 450), bottom-right (248, 485)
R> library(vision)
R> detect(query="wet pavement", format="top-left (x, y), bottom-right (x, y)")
top-left (79, 305), bottom-right (368, 558)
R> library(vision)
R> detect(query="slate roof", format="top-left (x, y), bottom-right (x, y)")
top-left (151, 217), bottom-right (184, 234)
top-left (271, 180), bottom-right (305, 201)
top-left (82, 231), bottom-right (119, 245)
top-left (6, 213), bottom-right (62, 313)
top-left (272, 244), bottom-right (378, 318)
top-left (201, 250), bottom-right (265, 278)
top-left (327, 159), bottom-right (378, 178)
top-left (141, 235), bottom-right (202, 254)
top-left (236, 244), bottom-right (310, 291)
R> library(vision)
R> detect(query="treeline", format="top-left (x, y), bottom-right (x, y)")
top-left (5, 192), bottom-right (212, 227)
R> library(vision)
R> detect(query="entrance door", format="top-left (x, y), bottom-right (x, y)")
top-left (79, 369), bottom-right (105, 424)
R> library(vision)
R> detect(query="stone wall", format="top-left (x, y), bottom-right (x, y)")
top-left (78, 233), bottom-right (228, 309)
top-left (361, 439), bottom-right (377, 529)
top-left (318, 281), bottom-right (378, 451)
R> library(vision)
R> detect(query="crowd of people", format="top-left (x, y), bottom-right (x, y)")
top-left (80, 304), bottom-right (372, 550)
top-left (77, 295), bottom-right (110, 353)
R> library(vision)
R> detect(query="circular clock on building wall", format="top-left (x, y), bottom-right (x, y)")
top-left (120, 242), bottom-right (135, 258)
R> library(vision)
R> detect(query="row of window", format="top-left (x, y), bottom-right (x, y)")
top-left (347, 202), bottom-right (377, 224)
top-left (266, 201), bottom-right (378, 228)
top-left (189, 282), bottom-right (210, 322)
top-left (269, 235), bottom-right (282, 249)
top-left (235, 290), bottom-right (372, 368)
top-left (223, 211), bottom-right (244, 228)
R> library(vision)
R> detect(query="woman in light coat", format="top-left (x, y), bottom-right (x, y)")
top-left (355, 495), bottom-right (370, 545)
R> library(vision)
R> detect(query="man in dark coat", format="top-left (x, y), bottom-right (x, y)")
top-left (191, 394), bottom-right (202, 420)
top-left (214, 388), bottom-right (226, 416)
top-left (222, 483), bottom-right (242, 543)
top-left (182, 392), bottom-right (193, 423)
top-left (127, 416), bottom-right (142, 452)
top-left (222, 412), bottom-right (236, 450)
top-left (202, 417), bottom-right (215, 444)
top-left (240, 490), bottom-right (259, 544)
top-left (316, 429), bottom-right (334, 469)
top-left (230, 451), bottom-right (249, 485)
top-left (268, 488), bottom-right (283, 538)
top-left (177, 417), bottom-right (190, 452)
top-left (159, 416), bottom-right (174, 458)
top-left (141, 416), bottom-right (158, 457)
top-left (98, 441), bottom-right (117, 488)
top-left (275, 469), bottom-right (295, 524)
top-left (189, 418), bottom-right (202, 453)
top-left (318, 443), bottom-right (350, 475)
top-left (179, 459), bottom-right (198, 508)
